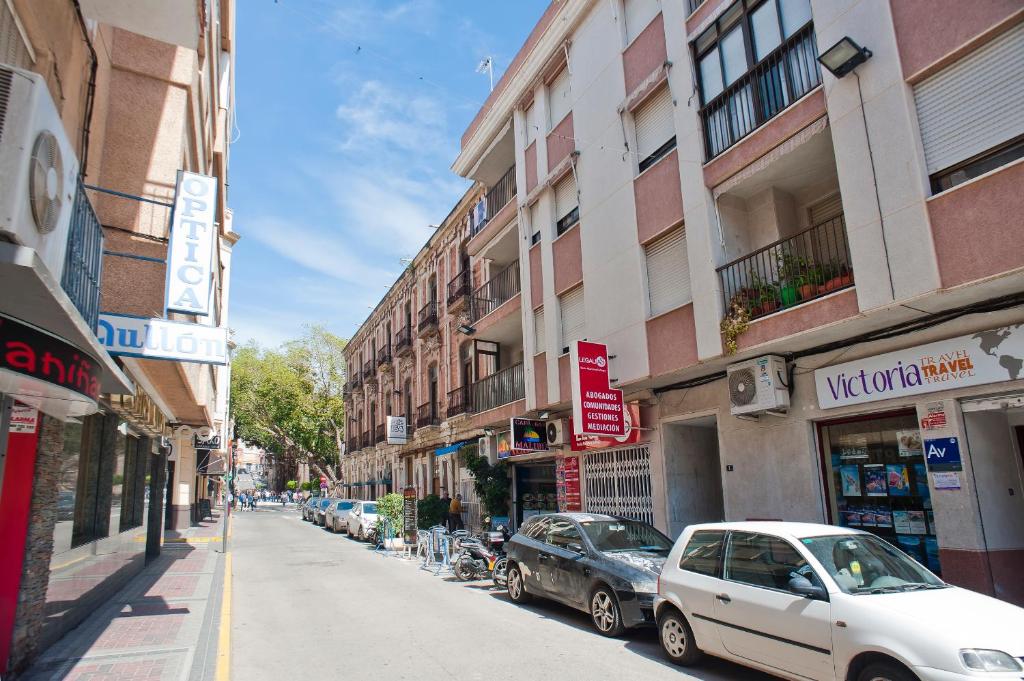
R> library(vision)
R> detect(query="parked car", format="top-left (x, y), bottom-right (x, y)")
top-left (301, 496), bottom-right (320, 522)
top-left (314, 497), bottom-right (335, 526)
top-left (656, 521), bottom-right (1024, 681)
top-left (325, 499), bottom-right (356, 533)
top-left (345, 501), bottom-right (379, 541)
top-left (503, 513), bottom-right (672, 636)
top-left (56, 491), bottom-right (75, 521)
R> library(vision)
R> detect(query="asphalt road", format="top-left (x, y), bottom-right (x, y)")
top-left (230, 505), bottom-right (780, 681)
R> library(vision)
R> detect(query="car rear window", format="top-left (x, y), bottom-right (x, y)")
top-left (363, 503), bottom-right (377, 514)
top-left (678, 530), bottom-right (725, 577)
top-left (337, 501), bottom-right (354, 510)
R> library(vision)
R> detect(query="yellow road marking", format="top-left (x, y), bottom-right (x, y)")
top-left (215, 551), bottom-right (232, 681)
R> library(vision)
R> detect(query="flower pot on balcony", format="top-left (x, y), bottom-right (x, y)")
top-left (823, 273), bottom-right (854, 292)
top-left (755, 300), bottom-right (780, 316)
top-left (779, 283), bottom-right (800, 307)
top-left (798, 283), bottom-right (817, 300)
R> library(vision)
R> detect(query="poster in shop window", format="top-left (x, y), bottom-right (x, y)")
top-left (555, 455), bottom-right (581, 512)
top-left (863, 464), bottom-right (888, 496)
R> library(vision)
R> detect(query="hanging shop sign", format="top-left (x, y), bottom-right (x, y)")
top-left (570, 403), bottom-right (642, 451)
top-left (569, 340), bottom-right (626, 437)
top-left (0, 313), bottom-right (102, 401)
top-left (166, 171), bottom-right (218, 316)
top-left (815, 325), bottom-right (1024, 409)
top-left (194, 433), bottom-right (222, 450)
top-left (386, 415), bottom-right (408, 445)
top-left (511, 417), bottom-right (547, 453)
top-left (9, 404), bottom-right (38, 434)
top-left (98, 314), bottom-right (228, 365)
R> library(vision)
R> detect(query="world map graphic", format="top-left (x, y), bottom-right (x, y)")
top-left (972, 325), bottom-right (1024, 381)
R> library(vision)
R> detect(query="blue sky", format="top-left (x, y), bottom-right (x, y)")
top-left (230, 0), bottom-right (548, 348)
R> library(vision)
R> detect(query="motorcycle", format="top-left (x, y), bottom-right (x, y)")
top-left (453, 524), bottom-right (511, 587)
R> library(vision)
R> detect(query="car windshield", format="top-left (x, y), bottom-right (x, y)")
top-left (579, 520), bottom-right (672, 554)
top-left (319, 499), bottom-right (331, 508)
top-left (362, 504), bottom-right (377, 515)
top-left (801, 534), bottom-right (946, 594)
top-left (337, 502), bottom-right (354, 511)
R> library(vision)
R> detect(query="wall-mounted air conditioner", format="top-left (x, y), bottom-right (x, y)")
top-left (0, 63), bottom-right (80, 281)
top-left (546, 419), bottom-right (569, 446)
top-left (727, 355), bottom-right (790, 417)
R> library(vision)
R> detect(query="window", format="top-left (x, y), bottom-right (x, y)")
top-left (724, 532), bottom-right (814, 591)
top-left (533, 307), bottom-right (546, 355)
top-left (546, 518), bottom-right (583, 549)
top-left (914, 24), bottom-right (1024, 192)
top-left (635, 86), bottom-right (677, 172)
top-left (524, 516), bottom-right (552, 539)
top-left (645, 227), bottom-right (691, 316)
top-left (554, 174), bottom-right (579, 236)
top-left (548, 67), bottom-right (571, 129)
top-left (525, 100), bottom-right (538, 146)
top-left (808, 193), bottom-right (843, 226)
top-left (679, 530), bottom-right (725, 576)
top-left (624, 0), bottom-right (659, 45)
top-left (558, 286), bottom-right (585, 353)
top-left (529, 201), bottom-right (542, 245)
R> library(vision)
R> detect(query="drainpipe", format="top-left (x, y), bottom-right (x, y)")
top-left (71, 0), bottom-right (97, 179)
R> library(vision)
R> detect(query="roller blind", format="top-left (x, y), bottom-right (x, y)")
top-left (533, 307), bottom-right (545, 355)
top-left (913, 23), bottom-right (1024, 175)
top-left (559, 286), bottom-right (585, 351)
top-left (645, 227), bottom-right (691, 317)
top-left (525, 100), bottom-right (538, 146)
top-left (549, 67), bottom-right (571, 128)
top-left (808, 193), bottom-right (843, 225)
top-left (624, 0), bottom-right (660, 45)
top-left (555, 174), bottom-right (578, 222)
top-left (635, 86), bottom-right (675, 164)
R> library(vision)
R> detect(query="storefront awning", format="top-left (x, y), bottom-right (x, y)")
top-left (435, 440), bottom-right (474, 457)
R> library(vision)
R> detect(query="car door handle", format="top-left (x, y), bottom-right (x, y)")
top-left (715, 593), bottom-right (731, 604)
top-left (538, 552), bottom-right (551, 561)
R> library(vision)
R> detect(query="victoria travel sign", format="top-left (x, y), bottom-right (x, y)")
top-left (815, 325), bottom-right (1023, 409)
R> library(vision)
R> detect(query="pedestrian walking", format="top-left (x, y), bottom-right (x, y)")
top-left (449, 493), bottom-right (464, 532)
top-left (440, 488), bottom-right (451, 532)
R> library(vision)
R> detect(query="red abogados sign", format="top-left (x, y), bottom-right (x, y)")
top-left (569, 340), bottom-right (626, 437)
top-left (570, 403), bottom-right (641, 451)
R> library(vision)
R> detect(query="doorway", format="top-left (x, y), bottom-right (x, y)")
top-left (661, 416), bottom-right (725, 539)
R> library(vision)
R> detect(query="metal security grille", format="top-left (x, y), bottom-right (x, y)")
top-left (582, 445), bottom-right (654, 525)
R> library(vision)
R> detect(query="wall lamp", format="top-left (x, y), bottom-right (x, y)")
top-left (457, 323), bottom-right (476, 335)
top-left (537, 411), bottom-right (550, 419)
top-left (818, 37), bottom-right (872, 78)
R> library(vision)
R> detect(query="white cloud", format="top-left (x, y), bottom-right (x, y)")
top-left (322, 0), bottom-right (440, 42)
top-left (335, 80), bottom-right (449, 155)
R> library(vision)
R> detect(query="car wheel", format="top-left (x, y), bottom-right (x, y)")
top-left (492, 558), bottom-right (508, 589)
top-left (858, 661), bottom-right (918, 681)
top-left (358, 526), bottom-right (366, 541)
top-left (658, 608), bottom-right (702, 666)
top-left (590, 586), bottom-right (625, 637)
top-left (506, 564), bottom-right (531, 603)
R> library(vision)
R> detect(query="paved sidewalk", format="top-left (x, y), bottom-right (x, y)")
top-left (21, 513), bottom-right (229, 681)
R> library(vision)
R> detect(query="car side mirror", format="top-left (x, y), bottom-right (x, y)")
top-left (788, 575), bottom-right (827, 600)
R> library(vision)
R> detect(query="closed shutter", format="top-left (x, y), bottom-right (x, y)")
top-left (559, 286), bottom-right (585, 351)
top-left (808, 193), bottom-right (843, 225)
top-left (554, 174), bottom-right (577, 222)
top-left (913, 24), bottom-right (1024, 175)
top-left (525, 100), bottom-right (538, 146)
top-left (624, 0), bottom-right (660, 45)
top-left (549, 67), bottom-right (571, 128)
top-left (635, 86), bottom-right (675, 164)
top-left (645, 227), bottom-right (691, 316)
top-left (533, 307), bottom-right (545, 355)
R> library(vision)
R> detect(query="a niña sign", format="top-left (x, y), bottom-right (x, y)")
top-left (166, 171), bottom-right (217, 316)
top-left (570, 340), bottom-right (626, 437)
top-left (98, 314), bottom-right (228, 365)
top-left (0, 313), bottom-right (102, 401)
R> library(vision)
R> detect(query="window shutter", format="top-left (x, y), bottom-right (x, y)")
top-left (529, 201), bottom-right (541, 232)
top-left (645, 227), bottom-right (691, 317)
top-left (525, 100), bottom-right (538, 146)
top-left (634, 86), bottom-right (675, 164)
top-left (559, 286), bottom-right (585, 351)
top-left (913, 24), bottom-right (1024, 175)
top-left (554, 174), bottom-right (577, 222)
top-left (549, 68), bottom-right (571, 128)
top-left (808, 193), bottom-right (843, 225)
top-left (533, 307), bottom-right (546, 355)
top-left (624, 0), bottom-right (660, 45)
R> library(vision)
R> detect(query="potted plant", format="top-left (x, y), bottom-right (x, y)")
top-left (800, 262), bottom-right (824, 299)
top-left (375, 492), bottom-right (405, 548)
top-left (822, 261), bottom-right (854, 292)
top-left (720, 302), bottom-right (750, 355)
top-left (777, 252), bottom-right (811, 307)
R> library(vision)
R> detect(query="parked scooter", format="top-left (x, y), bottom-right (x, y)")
top-left (453, 523), bottom-right (511, 586)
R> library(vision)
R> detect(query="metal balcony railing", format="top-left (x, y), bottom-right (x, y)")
top-left (402, 414), bottom-right (415, 437)
top-left (374, 424), bottom-right (385, 445)
top-left (417, 300), bottom-right (438, 332)
top-left (362, 360), bottom-right (376, 380)
top-left (346, 437), bottom-right (358, 453)
top-left (416, 402), bottom-right (440, 429)
top-left (446, 269), bottom-right (471, 305)
top-left (484, 166), bottom-right (515, 226)
top-left (62, 179), bottom-right (104, 331)
top-left (472, 362), bottom-right (525, 413)
top-left (470, 260), bottom-right (520, 322)
top-left (701, 23), bottom-right (821, 160)
top-left (377, 346), bottom-right (392, 367)
top-left (352, 372), bottom-right (363, 389)
top-left (446, 385), bottom-right (469, 418)
top-left (394, 326), bottom-right (413, 355)
top-left (717, 214), bottom-right (852, 321)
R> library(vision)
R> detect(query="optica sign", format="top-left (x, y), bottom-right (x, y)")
top-left (166, 171), bottom-right (217, 316)
top-left (570, 340), bottom-right (626, 437)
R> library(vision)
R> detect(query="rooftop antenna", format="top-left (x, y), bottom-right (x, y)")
top-left (477, 56), bottom-right (494, 92)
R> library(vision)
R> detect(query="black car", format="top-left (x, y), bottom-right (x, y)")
top-left (504, 513), bottom-right (672, 637)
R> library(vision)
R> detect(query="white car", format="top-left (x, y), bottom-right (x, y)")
top-left (345, 501), bottom-right (379, 541)
top-left (325, 499), bottom-right (356, 533)
top-left (656, 522), bottom-right (1024, 681)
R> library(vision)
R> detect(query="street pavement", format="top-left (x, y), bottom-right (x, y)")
top-left (231, 504), bottom-right (779, 681)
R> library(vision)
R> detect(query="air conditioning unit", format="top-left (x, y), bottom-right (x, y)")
top-left (546, 419), bottom-right (569, 446)
top-left (0, 63), bottom-right (80, 281)
top-left (727, 355), bottom-right (790, 417)
top-left (478, 436), bottom-right (495, 464)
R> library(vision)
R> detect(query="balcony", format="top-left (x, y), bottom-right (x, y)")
top-left (377, 346), bottom-right (392, 368)
top-left (351, 372), bottom-right (363, 389)
top-left (701, 23), bottom-right (821, 160)
top-left (417, 300), bottom-right (438, 336)
top-left (394, 326), bottom-right (413, 357)
top-left (374, 424), bottom-right (386, 445)
top-left (446, 269), bottom-right (471, 311)
top-left (470, 165), bottom-right (516, 239)
top-left (446, 385), bottom-right (469, 419)
top-left (402, 415), bottom-right (415, 438)
top-left (472, 362), bottom-right (525, 413)
top-left (362, 360), bottom-right (376, 382)
top-left (346, 437), bottom-right (358, 453)
top-left (359, 432), bottom-right (370, 450)
top-left (470, 261), bottom-right (520, 323)
top-left (718, 215), bottom-right (852, 322)
top-left (416, 402), bottom-right (440, 429)
top-left (63, 178), bottom-right (104, 332)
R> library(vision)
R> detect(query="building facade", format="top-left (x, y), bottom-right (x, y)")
top-left (0, 0), bottom-right (236, 674)
top-left (449, 0), bottom-right (1024, 605)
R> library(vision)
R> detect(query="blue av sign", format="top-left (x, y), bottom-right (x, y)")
top-left (924, 437), bottom-right (962, 471)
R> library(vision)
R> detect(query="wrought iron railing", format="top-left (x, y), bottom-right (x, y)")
top-left (346, 437), bottom-right (358, 453)
top-left (484, 166), bottom-right (516, 225)
top-left (470, 260), bottom-right (520, 322)
top-left (394, 326), bottom-right (413, 354)
top-left (363, 360), bottom-right (376, 380)
top-left (374, 424), bottom-right (385, 445)
top-left (62, 179), bottom-right (104, 331)
top-left (446, 385), bottom-right (469, 418)
top-left (352, 372), bottom-right (363, 389)
top-left (417, 300), bottom-right (438, 332)
top-left (686, 0), bottom-right (704, 15)
top-left (402, 414), bottom-right (415, 437)
top-left (717, 214), bottom-right (852, 321)
top-left (700, 23), bottom-right (821, 160)
top-left (377, 347), bottom-right (392, 367)
top-left (416, 402), bottom-right (440, 429)
top-left (447, 269), bottom-right (471, 304)
top-left (472, 362), bottom-right (525, 413)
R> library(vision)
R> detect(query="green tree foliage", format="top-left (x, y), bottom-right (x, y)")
top-left (463, 451), bottom-right (510, 516)
top-left (285, 480), bottom-right (298, 491)
top-left (417, 494), bottom-right (448, 529)
top-left (230, 325), bottom-right (347, 485)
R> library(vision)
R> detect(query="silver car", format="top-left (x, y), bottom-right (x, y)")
top-left (345, 501), bottom-right (379, 541)
top-left (325, 499), bottom-right (356, 533)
